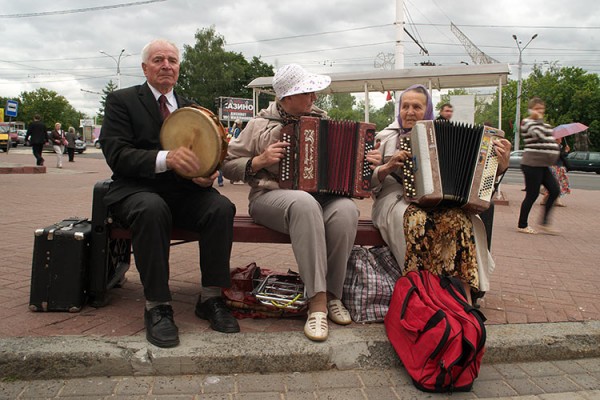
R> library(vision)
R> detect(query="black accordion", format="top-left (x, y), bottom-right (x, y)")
top-left (399, 120), bottom-right (505, 213)
top-left (278, 116), bottom-right (376, 198)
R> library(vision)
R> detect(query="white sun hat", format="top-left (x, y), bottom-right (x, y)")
top-left (272, 64), bottom-right (331, 99)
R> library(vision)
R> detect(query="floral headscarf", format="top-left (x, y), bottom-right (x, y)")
top-left (397, 84), bottom-right (435, 132)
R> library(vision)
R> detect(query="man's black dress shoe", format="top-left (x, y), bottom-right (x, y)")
top-left (195, 297), bottom-right (240, 333)
top-left (144, 304), bottom-right (180, 348)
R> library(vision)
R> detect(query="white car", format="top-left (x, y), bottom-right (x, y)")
top-left (17, 130), bottom-right (28, 146)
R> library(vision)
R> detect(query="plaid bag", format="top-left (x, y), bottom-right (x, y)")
top-left (342, 246), bottom-right (403, 323)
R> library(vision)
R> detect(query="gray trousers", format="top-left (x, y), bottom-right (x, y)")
top-left (249, 190), bottom-right (359, 299)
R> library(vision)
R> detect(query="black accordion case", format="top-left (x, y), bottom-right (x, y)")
top-left (29, 218), bottom-right (91, 312)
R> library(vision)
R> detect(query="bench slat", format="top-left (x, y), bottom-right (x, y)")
top-left (110, 216), bottom-right (385, 246)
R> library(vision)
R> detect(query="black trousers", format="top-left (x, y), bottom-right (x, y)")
top-left (479, 202), bottom-right (494, 251)
top-left (66, 147), bottom-right (75, 161)
top-left (518, 165), bottom-right (560, 228)
top-left (32, 144), bottom-right (44, 165)
top-left (111, 187), bottom-right (236, 302)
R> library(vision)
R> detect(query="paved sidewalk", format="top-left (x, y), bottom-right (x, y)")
top-left (2, 358), bottom-right (600, 399)
top-left (1, 149), bottom-right (600, 383)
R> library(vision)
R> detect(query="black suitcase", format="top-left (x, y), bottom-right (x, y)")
top-left (88, 179), bottom-right (131, 307)
top-left (29, 218), bottom-right (91, 312)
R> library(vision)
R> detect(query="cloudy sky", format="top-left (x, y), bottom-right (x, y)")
top-left (0, 0), bottom-right (597, 118)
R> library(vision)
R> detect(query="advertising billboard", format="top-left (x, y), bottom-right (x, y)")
top-left (219, 97), bottom-right (254, 122)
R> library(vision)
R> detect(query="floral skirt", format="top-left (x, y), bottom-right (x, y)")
top-left (551, 166), bottom-right (571, 197)
top-left (403, 204), bottom-right (479, 291)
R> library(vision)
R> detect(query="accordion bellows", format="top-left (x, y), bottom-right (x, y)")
top-left (399, 120), bottom-right (504, 213)
top-left (279, 116), bottom-right (376, 198)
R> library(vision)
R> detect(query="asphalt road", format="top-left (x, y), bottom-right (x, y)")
top-left (503, 167), bottom-right (600, 191)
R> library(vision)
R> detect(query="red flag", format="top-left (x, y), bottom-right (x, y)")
top-left (386, 91), bottom-right (393, 102)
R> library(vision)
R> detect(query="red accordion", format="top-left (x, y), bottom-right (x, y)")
top-left (278, 116), bottom-right (376, 199)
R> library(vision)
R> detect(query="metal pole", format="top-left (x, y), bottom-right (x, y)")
top-left (100, 49), bottom-right (127, 89)
top-left (364, 82), bottom-right (369, 123)
top-left (393, 0), bottom-right (405, 117)
top-left (514, 48), bottom-right (523, 151)
top-left (512, 34), bottom-right (537, 151)
top-left (498, 76), bottom-right (502, 130)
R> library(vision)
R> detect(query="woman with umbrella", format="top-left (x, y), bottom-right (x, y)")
top-left (541, 122), bottom-right (588, 206)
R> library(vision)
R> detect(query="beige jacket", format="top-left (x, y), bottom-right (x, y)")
top-left (370, 121), bottom-right (495, 291)
top-left (221, 102), bottom-right (327, 203)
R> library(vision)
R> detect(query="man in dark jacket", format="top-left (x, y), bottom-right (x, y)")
top-left (100, 39), bottom-right (239, 348)
top-left (25, 114), bottom-right (46, 166)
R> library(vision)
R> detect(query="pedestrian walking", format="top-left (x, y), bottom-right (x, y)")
top-left (65, 127), bottom-right (77, 162)
top-left (50, 122), bottom-right (66, 168)
top-left (25, 114), bottom-right (46, 166)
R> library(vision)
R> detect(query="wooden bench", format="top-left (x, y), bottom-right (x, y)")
top-left (88, 179), bottom-right (385, 307)
top-left (109, 215), bottom-right (385, 246)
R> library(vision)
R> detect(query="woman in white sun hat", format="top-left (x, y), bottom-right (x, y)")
top-left (222, 64), bottom-right (381, 341)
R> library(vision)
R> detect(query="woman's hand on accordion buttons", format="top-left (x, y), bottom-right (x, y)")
top-left (378, 150), bottom-right (411, 181)
top-left (493, 138), bottom-right (511, 175)
top-left (253, 141), bottom-right (290, 170)
top-left (365, 143), bottom-right (382, 170)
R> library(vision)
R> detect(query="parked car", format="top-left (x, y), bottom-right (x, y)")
top-left (93, 137), bottom-right (101, 149)
top-left (16, 130), bottom-right (28, 146)
top-left (42, 132), bottom-right (87, 154)
top-left (566, 151), bottom-right (600, 174)
top-left (74, 139), bottom-right (87, 154)
top-left (508, 150), bottom-right (524, 169)
top-left (8, 131), bottom-right (18, 147)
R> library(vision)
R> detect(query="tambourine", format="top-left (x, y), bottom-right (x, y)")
top-left (160, 105), bottom-right (228, 178)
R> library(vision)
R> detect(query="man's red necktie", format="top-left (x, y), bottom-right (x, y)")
top-left (158, 95), bottom-right (170, 121)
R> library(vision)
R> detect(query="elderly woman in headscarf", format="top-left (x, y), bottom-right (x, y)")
top-left (370, 84), bottom-right (511, 303)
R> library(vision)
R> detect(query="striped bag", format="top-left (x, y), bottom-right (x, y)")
top-left (342, 246), bottom-right (403, 323)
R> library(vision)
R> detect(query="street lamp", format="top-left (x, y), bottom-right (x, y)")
top-left (512, 33), bottom-right (538, 151)
top-left (99, 49), bottom-right (130, 89)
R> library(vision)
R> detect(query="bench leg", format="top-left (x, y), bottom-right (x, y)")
top-left (88, 237), bottom-right (131, 308)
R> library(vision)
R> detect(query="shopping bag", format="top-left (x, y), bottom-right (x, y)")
top-left (342, 246), bottom-right (402, 323)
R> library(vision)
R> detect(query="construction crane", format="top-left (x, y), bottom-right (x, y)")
top-left (451, 22), bottom-right (498, 64)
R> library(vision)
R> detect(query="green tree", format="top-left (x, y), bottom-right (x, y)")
top-left (526, 64), bottom-right (600, 150)
top-left (369, 101), bottom-right (396, 131)
top-left (317, 93), bottom-right (362, 121)
top-left (96, 80), bottom-right (118, 125)
top-left (178, 26), bottom-right (274, 114)
top-left (19, 88), bottom-right (83, 131)
top-left (480, 64), bottom-right (600, 150)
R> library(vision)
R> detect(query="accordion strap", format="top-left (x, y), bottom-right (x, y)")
top-left (390, 172), bottom-right (404, 185)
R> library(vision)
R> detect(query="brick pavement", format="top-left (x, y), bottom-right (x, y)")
top-left (1, 148), bottom-right (599, 339)
top-left (1, 358), bottom-right (599, 399)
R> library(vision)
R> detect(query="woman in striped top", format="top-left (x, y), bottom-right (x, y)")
top-left (517, 97), bottom-right (561, 234)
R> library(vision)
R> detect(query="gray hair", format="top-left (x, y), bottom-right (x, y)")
top-left (141, 39), bottom-right (179, 63)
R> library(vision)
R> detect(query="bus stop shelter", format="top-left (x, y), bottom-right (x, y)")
top-left (247, 63), bottom-right (511, 129)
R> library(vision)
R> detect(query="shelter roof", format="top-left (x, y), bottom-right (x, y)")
top-left (247, 63), bottom-right (511, 95)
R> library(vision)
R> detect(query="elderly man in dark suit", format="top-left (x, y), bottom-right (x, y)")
top-left (100, 39), bottom-right (239, 348)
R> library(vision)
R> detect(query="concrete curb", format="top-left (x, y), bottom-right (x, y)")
top-left (1, 321), bottom-right (599, 380)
